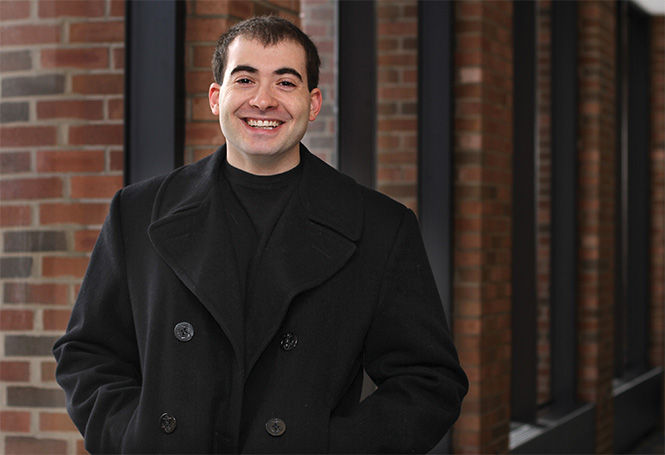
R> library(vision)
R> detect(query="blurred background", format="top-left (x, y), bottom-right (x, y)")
top-left (0, 0), bottom-right (663, 453)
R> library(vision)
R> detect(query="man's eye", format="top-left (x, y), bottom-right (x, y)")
top-left (236, 78), bottom-right (252, 84)
top-left (278, 80), bottom-right (296, 87)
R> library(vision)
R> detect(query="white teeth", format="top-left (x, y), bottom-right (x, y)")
top-left (247, 119), bottom-right (281, 129)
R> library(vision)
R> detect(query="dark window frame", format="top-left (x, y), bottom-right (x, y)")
top-left (338, 0), bottom-right (376, 188)
top-left (124, 0), bottom-right (185, 185)
top-left (549, 0), bottom-right (579, 415)
top-left (510, 0), bottom-right (538, 424)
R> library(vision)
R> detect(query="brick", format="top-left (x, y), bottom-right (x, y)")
top-left (113, 47), bottom-right (124, 69)
top-left (193, 96), bottom-right (213, 120)
top-left (110, 0), bottom-right (125, 17)
top-left (108, 98), bottom-right (124, 120)
top-left (38, 100), bottom-right (104, 121)
top-left (69, 124), bottom-right (123, 145)
top-left (72, 74), bottom-right (123, 95)
top-left (43, 309), bottom-right (72, 331)
top-left (42, 256), bottom-right (89, 278)
top-left (193, 45), bottom-right (216, 68)
top-left (0, 50), bottom-right (32, 72)
top-left (378, 86), bottom-right (417, 100)
top-left (4, 282), bottom-right (69, 305)
top-left (110, 150), bottom-right (123, 171)
top-left (186, 122), bottom-right (225, 146)
top-left (0, 102), bottom-right (29, 123)
top-left (0, 205), bottom-right (31, 226)
top-left (0, 151), bottom-right (31, 173)
top-left (377, 118), bottom-right (417, 131)
top-left (36, 149), bottom-right (105, 173)
top-left (186, 70), bottom-right (215, 94)
top-left (70, 175), bottom-right (122, 199)
top-left (377, 53), bottom-right (417, 66)
top-left (0, 25), bottom-right (61, 46)
top-left (69, 21), bottom-right (125, 43)
top-left (2, 74), bottom-right (65, 97)
top-left (4, 230), bottom-right (67, 253)
top-left (0, 361), bottom-right (30, 381)
top-left (74, 229), bottom-right (100, 251)
top-left (0, 411), bottom-right (31, 432)
top-left (0, 1), bottom-right (30, 20)
top-left (5, 335), bottom-right (60, 357)
top-left (6, 437), bottom-right (67, 455)
top-left (38, 0), bottom-right (105, 17)
top-left (0, 309), bottom-right (33, 330)
top-left (0, 126), bottom-right (57, 147)
top-left (40, 412), bottom-right (78, 432)
top-left (377, 21), bottom-right (417, 36)
top-left (195, 0), bottom-right (253, 16)
top-left (41, 48), bottom-right (109, 69)
top-left (41, 361), bottom-right (57, 382)
top-left (0, 177), bottom-right (62, 200)
top-left (0, 257), bottom-right (32, 278)
top-left (186, 18), bottom-right (231, 43)
top-left (40, 202), bottom-right (108, 225)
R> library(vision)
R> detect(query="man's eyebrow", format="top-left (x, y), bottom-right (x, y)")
top-left (274, 67), bottom-right (303, 81)
top-left (230, 65), bottom-right (258, 75)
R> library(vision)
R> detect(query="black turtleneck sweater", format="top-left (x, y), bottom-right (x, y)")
top-left (221, 160), bottom-right (302, 310)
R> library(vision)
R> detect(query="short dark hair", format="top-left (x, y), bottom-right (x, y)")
top-left (212, 16), bottom-right (320, 91)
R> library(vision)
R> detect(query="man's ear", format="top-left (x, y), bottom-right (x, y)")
top-left (209, 83), bottom-right (221, 115)
top-left (309, 88), bottom-right (323, 122)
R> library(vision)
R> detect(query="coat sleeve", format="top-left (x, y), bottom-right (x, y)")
top-left (53, 190), bottom-right (141, 454)
top-left (329, 208), bottom-right (468, 454)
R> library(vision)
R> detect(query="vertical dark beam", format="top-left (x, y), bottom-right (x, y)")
top-left (417, 4), bottom-right (454, 452)
top-left (418, 0), bottom-right (453, 322)
top-left (614, 0), bottom-right (628, 379)
top-left (124, 0), bottom-right (185, 185)
top-left (511, 0), bottom-right (537, 423)
top-left (338, 0), bottom-right (376, 188)
top-left (550, 0), bottom-right (578, 412)
top-left (626, 2), bottom-right (650, 374)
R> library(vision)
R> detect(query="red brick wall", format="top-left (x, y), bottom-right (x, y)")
top-left (375, 0), bottom-right (418, 211)
top-left (452, 1), bottom-right (513, 453)
top-left (301, 0), bottom-right (336, 166)
top-left (0, 1), bottom-right (124, 453)
top-left (576, 2), bottom-right (616, 453)
top-left (183, 0), bottom-right (301, 165)
top-left (650, 15), bottom-right (665, 422)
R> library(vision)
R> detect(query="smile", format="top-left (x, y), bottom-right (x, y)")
top-left (245, 118), bottom-right (283, 129)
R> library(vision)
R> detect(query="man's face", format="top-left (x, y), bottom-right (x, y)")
top-left (208, 37), bottom-right (322, 174)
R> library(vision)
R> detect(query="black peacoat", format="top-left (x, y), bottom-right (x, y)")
top-left (53, 145), bottom-right (468, 454)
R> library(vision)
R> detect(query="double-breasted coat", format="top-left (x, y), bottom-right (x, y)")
top-left (53, 145), bottom-right (468, 454)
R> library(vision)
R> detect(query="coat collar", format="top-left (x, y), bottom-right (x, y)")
top-left (147, 144), bottom-right (363, 373)
top-left (149, 144), bottom-right (362, 241)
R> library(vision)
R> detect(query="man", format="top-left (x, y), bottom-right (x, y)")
top-left (54, 16), bottom-right (467, 454)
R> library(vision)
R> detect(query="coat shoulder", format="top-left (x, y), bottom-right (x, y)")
top-left (117, 151), bottom-right (220, 221)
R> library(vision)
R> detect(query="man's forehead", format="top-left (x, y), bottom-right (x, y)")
top-left (226, 36), bottom-right (306, 64)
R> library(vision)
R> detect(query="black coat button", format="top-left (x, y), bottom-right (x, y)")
top-left (265, 418), bottom-right (286, 437)
top-left (160, 413), bottom-right (176, 434)
top-left (173, 322), bottom-right (194, 342)
top-left (280, 332), bottom-right (298, 351)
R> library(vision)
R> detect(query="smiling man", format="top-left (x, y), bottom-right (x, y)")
top-left (53, 16), bottom-right (467, 454)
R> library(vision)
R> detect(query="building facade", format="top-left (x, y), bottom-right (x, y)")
top-left (0, 1), bottom-right (663, 454)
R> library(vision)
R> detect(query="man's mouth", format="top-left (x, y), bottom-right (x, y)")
top-left (245, 118), bottom-right (283, 129)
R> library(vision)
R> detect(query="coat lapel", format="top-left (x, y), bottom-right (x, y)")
top-left (244, 145), bottom-right (364, 376)
top-left (146, 145), bottom-right (364, 378)
top-left (147, 147), bottom-right (245, 365)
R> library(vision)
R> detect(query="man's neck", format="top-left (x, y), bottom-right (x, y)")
top-left (225, 146), bottom-right (300, 176)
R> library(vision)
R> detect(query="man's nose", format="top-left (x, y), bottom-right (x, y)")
top-left (250, 84), bottom-right (277, 111)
